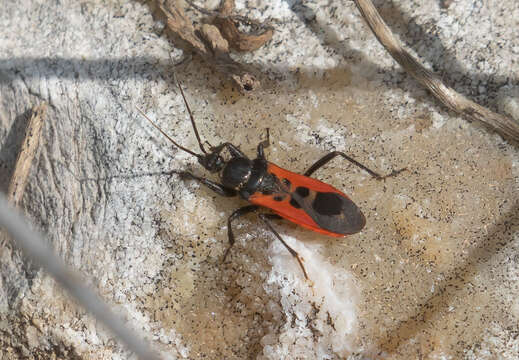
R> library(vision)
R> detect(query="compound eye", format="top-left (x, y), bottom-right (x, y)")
top-left (206, 154), bottom-right (225, 172)
top-left (216, 156), bottom-right (225, 170)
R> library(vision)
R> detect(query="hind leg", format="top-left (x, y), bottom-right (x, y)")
top-left (304, 151), bottom-right (405, 180)
top-left (258, 214), bottom-right (309, 281)
top-left (256, 128), bottom-right (270, 159)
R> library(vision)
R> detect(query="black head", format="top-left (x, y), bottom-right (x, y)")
top-left (198, 152), bottom-right (225, 173)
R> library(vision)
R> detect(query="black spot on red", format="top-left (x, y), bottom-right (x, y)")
top-left (282, 178), bottom-right (291, 188)
top-left (273, 195), bottom-right (285, 201)
top-left (312, 192), bottom-right (343, 216)
top-left (289, 197), bottom-right (302, 209)
top-left (295, 186), bottom-right (310, 198)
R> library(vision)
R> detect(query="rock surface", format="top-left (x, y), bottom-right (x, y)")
top-left (1, 0), bottom-right (518, 359)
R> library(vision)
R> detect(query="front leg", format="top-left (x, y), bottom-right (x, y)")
top-left (210, 142), bottom-right (247, 159)
top-left (256, 128), bottom-right (270, 159)
top-left (180, 171), bottom-right (237, 197)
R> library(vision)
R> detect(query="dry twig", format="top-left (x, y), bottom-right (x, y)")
top-left (213, 0), bottom-right (274, 52)
top-left (353, 0), bottom-right (519, 141)
top-left (7, 103), bottom-right (46, 207)
top-left (155, 0), bottom-right (273, 92)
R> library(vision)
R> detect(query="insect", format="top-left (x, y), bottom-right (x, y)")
top-left (138, 80), bottom-right (404, 280)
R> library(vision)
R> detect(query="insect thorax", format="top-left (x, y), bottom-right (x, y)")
top-left (220, 157), bottom-right (275, 199)
top-left (220, 157), bottom-right (253, 190)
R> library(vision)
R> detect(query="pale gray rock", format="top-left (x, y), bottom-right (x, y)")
top-left (1, 0), bottom-right (518, 359)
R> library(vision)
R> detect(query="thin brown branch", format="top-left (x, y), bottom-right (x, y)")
top-left (158, 1), bottom-right (208, 55)
top-left (353, 0), bottom-right (519, 142)
top-left (7, 103), bottom-right (46, 207)
top-left (214, 0), bottom-right (274, 52)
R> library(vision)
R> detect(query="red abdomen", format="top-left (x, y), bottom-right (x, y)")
top-left (249, 162), bottom-right (366, 236)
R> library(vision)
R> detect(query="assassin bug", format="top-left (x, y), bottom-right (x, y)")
top-left (138, 80), bottom-right (404, 280)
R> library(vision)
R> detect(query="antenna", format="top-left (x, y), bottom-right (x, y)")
top-left (173, 75), bottom-right (208, 154)
top-left (136, 107), bottom-right (202, 159)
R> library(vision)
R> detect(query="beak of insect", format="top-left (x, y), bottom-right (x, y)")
top-left (198, 153), bottom-right (225, 173)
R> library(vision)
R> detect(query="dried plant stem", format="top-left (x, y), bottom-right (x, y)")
top-left (353, 0), bottom-right (519, 141)
top-left (155, 0), bottom-right (273, 92)
top-left (7, 103), bottom-right (46, 207)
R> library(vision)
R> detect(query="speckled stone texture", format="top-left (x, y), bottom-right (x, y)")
top-left (1, 0), bottom-right (518, 359)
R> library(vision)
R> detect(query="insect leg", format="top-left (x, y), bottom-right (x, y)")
top-left (210, 142), bottom-right (248, 159)
top-left (256, 128), bottom-right (270, 159)
top-left (262, 213), bottom-right (281, 220)
top-left (304, 151), bottom-right (405, 180)
top-left (180, 171), bottom-right (237, 197)
top-left (203, 140), bottom-right (214, 150)
top-left (223, 205), bottom-right (259, 261)
top-left (258, 214), bottom-right (310, 280)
